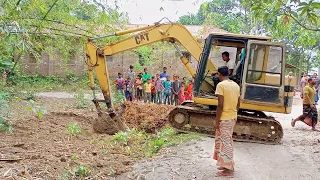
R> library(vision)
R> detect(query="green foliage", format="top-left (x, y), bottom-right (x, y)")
top-left (133, 63), bottom-right (143, 72)
top-left (133, 46), bottom-right (154, 66)
top-left (0, 0), bottom-right (128, 75)
top-left (110, 127), bottom-right (200, 158)
top-left (242, 0), bottom-right (320, 31)
top-left (0, 118), bottom-right (13, 133)
top-left (65, 69), bottom-right (79, 82)
top-left (26, 99), bottom-right (47, 118)
top-left (149, 139), bottom-right (165, 154)
top-left (67, 122), bottom-right (82, 135)
top-left (0, 60), bottom-right (14, 70)
top-left (74, 165), bottom-right (90, 177)
top-left (57, 169), bottom-right (72, 180)
top-left (23, 91), bottom-right (36, 101)
top-left (0, 91), bottom-right (12, 133)
top-left (179, 13), bottom-right (204, 25)
top-left (111, 83), bottom-right (125, 105)
top-left (75, 91), bottom-right (89, 109)
top-left (71, 154), bottom-right (78, 161)
top-left (5, 75), bottom-right (90, 92)
top-left (178, 0), bottom-right (250, 33)
top-left (241, 0), bottom-right (320, 72)
top-left (112, 131), bottom-right (130, 145)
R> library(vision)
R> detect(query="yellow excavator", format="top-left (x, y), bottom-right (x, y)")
top-left (85, 22), bottom-right (296, 144)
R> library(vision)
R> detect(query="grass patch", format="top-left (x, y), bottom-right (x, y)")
top-left (5, 75), bottom-right (91, 92)
top-left (0, 118), bottom-right (13, 133)
top-left (0, 91), bottom-right (13, 133)
top-left (67, 122), bottom-right (82, 135)
top-left (107, 126), bottom-right (201, 158)
top-left (75, 91), bottom-right (91, 109)
top-left (26, 100), bottom-right (48, 119)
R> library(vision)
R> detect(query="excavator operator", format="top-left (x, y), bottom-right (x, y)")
top-left (213, 51), bottom-right (236, 92)
top-left (221, 51), bottom-right (236, 76)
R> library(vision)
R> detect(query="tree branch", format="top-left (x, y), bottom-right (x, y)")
top-left (286, 13), bottom-right (320, 32)
top-left (278, 0), bottom-right (320, 31)
top-left (18, 17), bottom-right (97, 36)
top-left (34, 0), bottom-right (59, 33)
top-left (27, 24), bottom-right (90, 37)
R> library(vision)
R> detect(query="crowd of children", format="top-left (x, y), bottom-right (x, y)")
top-left (114, 65), bottom-right (194, 105)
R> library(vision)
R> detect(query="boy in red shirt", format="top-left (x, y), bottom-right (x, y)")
top-left (185, 79), bottom-right (194, 100)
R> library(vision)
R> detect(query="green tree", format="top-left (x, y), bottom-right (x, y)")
top-left (0, 0), bottom-right (128, 72)
top-left (242, 0), bottom-right (320, 73)
top-left (178, 0), bottom-right (253, 34)
top-left (242, 0), bottom-right (320, 32)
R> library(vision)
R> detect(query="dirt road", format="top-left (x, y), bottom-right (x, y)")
top-left (37, 92), bottom-right (320, 180)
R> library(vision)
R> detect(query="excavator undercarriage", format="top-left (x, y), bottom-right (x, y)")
top-left (169, 103), bottom-right (283, 144)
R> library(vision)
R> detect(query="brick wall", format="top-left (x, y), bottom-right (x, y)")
top-left (19, 49), bottom-right (199, 79)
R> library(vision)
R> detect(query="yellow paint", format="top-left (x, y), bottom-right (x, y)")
top-left (194, 97), bottom-right (292, 114)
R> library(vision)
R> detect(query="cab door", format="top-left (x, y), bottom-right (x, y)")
top-left (241, 40), bottom-right (285, 106)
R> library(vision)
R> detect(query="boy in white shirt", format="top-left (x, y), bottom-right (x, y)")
top-left (222, 51), bottom-right (236, 76)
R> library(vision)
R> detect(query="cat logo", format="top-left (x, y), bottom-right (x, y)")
top-left (135, 33), bottom-right (150, 44)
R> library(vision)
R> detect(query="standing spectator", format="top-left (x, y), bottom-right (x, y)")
top-left (151, 76), bottom-right (157, 103)
top-left (124, 77), bottom-right (133, 101)
top-left (142, 68), bottom-right (151, 98)
top-left (160, 67), bottom-right (169, 81)
top-left (142, 68), bottom-right (152, 85)
top-left (160, 67), bottom-right (169, 103)
top-left (185, 79), bottom-right (194, 100)
top-left (114, 73), bottom-right (125, 96)
top-left (300, 72), bottom-right (308, 98)
top-left (128, 65), bottom-right (135, 100)
top-left (155, 74), bottom-right (164, 104)
top-left (171, 75), bottom-right (180, 106)
top-left (313, 73), bottom-right (319, 105)
top-left (182, 77), bottom-right (188, 90)
top-left (128, 65), bottom-right (135, 81)
top-left (144, 78), bottom-right (152, 103)
top-left (163, 76), bottom-right (172, 105)
top-left (179, 82), bottom-right (185, 104)
top-left (135, 74), bottom-right (143, 101)
top-left (214, 66), bottom-right (240, 177)
top-left (292, 78), bottom-right (319, 131)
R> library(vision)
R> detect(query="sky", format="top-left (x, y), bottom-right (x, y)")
top-left (107, 0), bottom-right (210, 24)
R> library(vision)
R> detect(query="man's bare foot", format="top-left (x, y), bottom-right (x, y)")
top-left (217, 166), bottom-right (227, 170)
top-left (291, 119), bottom-right (296, 127)
top-left (215, 169), bottom-right (234, 177)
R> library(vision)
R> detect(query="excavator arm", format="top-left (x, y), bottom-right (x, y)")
top-left (85, 22), bottom-right (217, 110)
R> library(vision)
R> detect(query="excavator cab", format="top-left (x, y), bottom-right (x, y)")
top-left (194, 33), bottom-right (289, 111)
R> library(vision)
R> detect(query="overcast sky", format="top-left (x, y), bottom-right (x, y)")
top-left (107, 0), bottom-right (210, 24)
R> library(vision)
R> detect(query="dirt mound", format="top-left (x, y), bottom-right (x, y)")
top-left (122, 102), bottom-right (175, 133)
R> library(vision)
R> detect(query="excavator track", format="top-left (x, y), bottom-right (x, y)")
top-left (168, 104), bottom-right (283, 144)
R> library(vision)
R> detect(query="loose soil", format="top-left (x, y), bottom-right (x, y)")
top-left (0, 97), bottom-right (177, 179)
top-left (0, 98), bottom-right (133, 179)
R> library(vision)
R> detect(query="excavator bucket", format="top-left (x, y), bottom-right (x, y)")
top-left (92, 104), bottom-right (129, 135)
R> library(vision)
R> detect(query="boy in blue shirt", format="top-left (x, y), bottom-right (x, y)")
top-left (163, 76), bottom-right (172, 105)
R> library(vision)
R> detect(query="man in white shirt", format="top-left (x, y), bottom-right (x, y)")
top-left (222, 51), bottom-right (236, 76)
